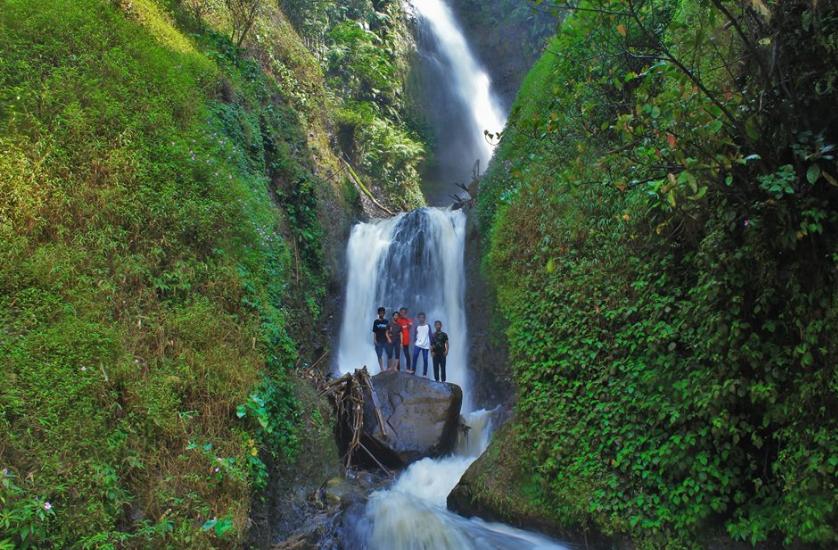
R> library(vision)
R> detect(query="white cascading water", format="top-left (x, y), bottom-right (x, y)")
top-left (335, 1), bottom-right (566, 548)
top-left (407, 0), bottom-right (508, 204)
top-left (408, 0), bottom-right (507, 166)
top-left (337, 208), bottom-right (469, 407)
top-left (355, 410), bottom-right (565, 549)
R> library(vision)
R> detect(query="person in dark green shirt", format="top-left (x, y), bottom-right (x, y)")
top-left (431, 320), bottom-right (449, 382)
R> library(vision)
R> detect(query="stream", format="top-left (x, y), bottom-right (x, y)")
top-left (347, 410), bottom-right (566, 549)
top-left (330, 3), bottom-right (567, 547)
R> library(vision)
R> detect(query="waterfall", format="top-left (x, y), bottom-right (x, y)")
top-left (337, 208), bottom-right (470, 406)
top-left (407, 0), bottom-right (507, 204)
top-left (331, 1), bottom-right (566, 547)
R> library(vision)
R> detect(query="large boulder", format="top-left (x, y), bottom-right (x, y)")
top-left (361, 371), bottom-right (462, 467)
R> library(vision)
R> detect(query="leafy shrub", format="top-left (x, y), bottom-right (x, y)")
top-left (0, 470), bottom-right (56, 549)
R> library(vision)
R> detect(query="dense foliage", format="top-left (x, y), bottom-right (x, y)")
top-left (479, 0), bottom-right (837, 546)
top-left (279, 0), bottom-right (426, 208)
top-left (0, 0), bottom-right (361, 545)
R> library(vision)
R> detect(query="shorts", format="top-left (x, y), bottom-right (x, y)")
top-left (375, 342), bottom-right (389, 359)
top-left (388, 342), bottom-right (400, 358)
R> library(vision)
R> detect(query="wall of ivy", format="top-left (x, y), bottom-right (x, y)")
top-left (478, 0), bottom-right (837, 546)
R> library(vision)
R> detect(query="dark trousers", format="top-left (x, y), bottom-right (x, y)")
top-left (412, 347), bottom-right (429, 375)
top-left (401, 344), bottom-right (411, 371)
top-left (433, 354), bottom-right (447, 382)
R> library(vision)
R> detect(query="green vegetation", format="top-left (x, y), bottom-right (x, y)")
top-left (280, 0), bottom-right (426, 209)
top-left (4, 0), bottom-right (836, 546)
top-left (478, 0), bottom-right (837, 546)
top-left (0, 0), bottom-right (391, 545)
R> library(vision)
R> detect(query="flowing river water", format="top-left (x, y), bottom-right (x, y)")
top-left (333, 1), bottom-right (567, 548)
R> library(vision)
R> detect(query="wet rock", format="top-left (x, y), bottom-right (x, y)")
top-left (271, 509), bottom-right (341, 550)
top-left (249, 379), bottom-right (341, 548)
top-left (320, 477), bottom-right (364, 508)
top-left (362, 371), bottom-right (462, 467)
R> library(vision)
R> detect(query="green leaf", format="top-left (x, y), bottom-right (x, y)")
top-left (806, 164), bottom-right (821, 184)
top-left (215, 517), bottom-right (234, 537)
top-left (678, 171), bottom-right (698, 193)
top-left (236, 405), bottom-right (246, 419)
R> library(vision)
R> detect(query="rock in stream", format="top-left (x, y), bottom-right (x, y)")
top-left (362, 371), bottom-right (463, 468)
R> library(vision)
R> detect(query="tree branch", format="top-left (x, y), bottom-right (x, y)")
top-left (708, 0), bottom-right (771, 84)
top-left (625, 0), bottom-right (741, 133)
top-left (542, 3), bottom-right (630, 17)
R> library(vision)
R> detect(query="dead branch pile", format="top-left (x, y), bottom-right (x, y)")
top-left (319, 367), bottom-right (393, 476)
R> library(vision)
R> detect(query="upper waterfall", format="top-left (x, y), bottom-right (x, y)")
top-left (407, 0), bottom-right (508, 204)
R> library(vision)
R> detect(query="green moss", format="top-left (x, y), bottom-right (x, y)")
top-left (478, 1), bottom-right (837, 547)
top-left (0, 0), bottom-right (343, 545)
top-left (281, 0), bottom-right (427, 210)
top-left (453, 421), bottom-right (564, 530)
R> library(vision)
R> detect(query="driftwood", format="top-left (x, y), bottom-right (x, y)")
top-left (319, 367), bottom-right (393, 476)
top-left (449, 159), bottom-right (484, 210)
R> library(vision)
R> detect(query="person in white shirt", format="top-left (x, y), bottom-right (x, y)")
top-left (412, 312), bottom-right (431, 376)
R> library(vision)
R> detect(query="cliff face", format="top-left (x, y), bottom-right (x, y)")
top-left (468, 1), bottom-right (838, 547)
top-left (279, 0), bottom-right (429, 212)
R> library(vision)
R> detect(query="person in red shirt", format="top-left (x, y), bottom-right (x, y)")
top-left (396, 307), bottom-right (413, 373)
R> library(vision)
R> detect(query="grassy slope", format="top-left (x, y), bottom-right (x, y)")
top-left (0, 0), bottom-right (356, 546)
top-left (474, 1), bottom-right (837, 547)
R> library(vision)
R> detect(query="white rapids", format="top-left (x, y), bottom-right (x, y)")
top-left (354, 410), bottom-right (567, 549)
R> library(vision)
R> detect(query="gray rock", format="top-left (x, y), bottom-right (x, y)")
top-left (362, 371), bottom-right (462, 467)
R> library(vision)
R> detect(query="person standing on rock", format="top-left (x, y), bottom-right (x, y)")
top-left (431, 320), bottom-right (449, 382)
top-left (372, 307), bottom-right (391, 372)
top-left (412, 312), bottom-right (431, 376)
top-left (397, 307), bottom-right (413, 372)
top-left (387, 311), bottom-right (401, 371)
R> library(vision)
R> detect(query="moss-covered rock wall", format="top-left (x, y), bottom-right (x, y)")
top-left (470, 1), bottom-right (838, 546)
top-left (0, 0), bottom-right (425, 546)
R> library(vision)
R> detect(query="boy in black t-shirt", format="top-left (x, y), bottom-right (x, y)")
top-left (372, 307), bottom-right (391, 372)
top-left (431, 320), bottom-right (449, 382)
